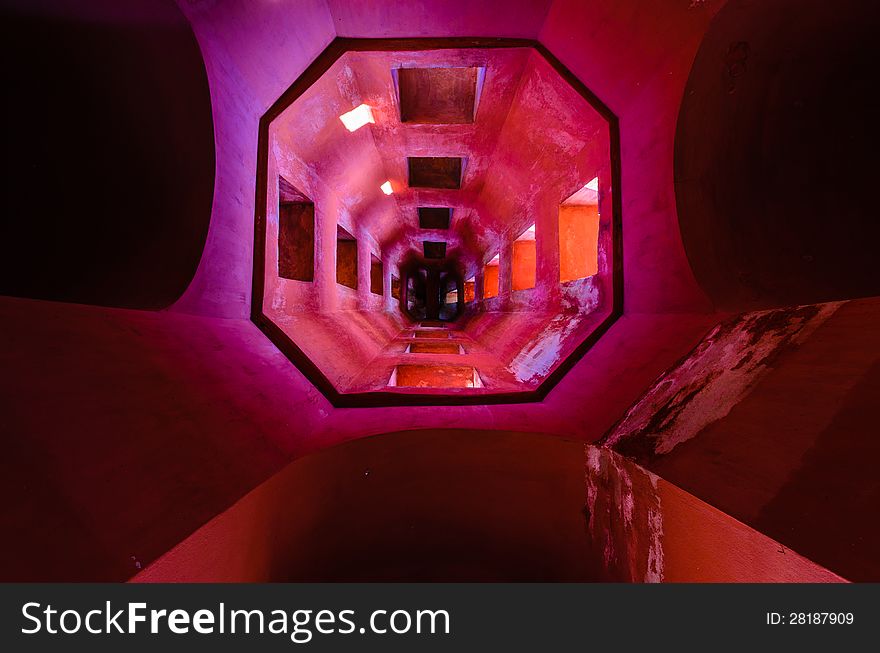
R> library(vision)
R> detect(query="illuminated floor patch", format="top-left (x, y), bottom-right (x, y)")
top-left (390, 365), bottom-right (482, 388)
top-left (408, 341), bottom-right (463, 354)
top-left (414, 330), bottom-right (450, 339)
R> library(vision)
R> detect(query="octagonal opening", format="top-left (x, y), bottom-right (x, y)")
top-left (252, 39), bottom-right (621, 406)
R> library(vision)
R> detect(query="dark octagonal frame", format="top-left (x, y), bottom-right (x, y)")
top-left (252, 37), bottom-right (623, 408)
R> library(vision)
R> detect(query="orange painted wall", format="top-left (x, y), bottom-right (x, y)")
top-left (512, 240), bottom-right (536, 290)
top-left (484, 265), bottom-right (499, 298)
top-left (559, 205), bottom-right (599, 282)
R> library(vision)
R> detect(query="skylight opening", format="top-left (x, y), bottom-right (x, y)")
top-left (396, 66), bottom-right (483, 124)
top-left (423, 241), bottom-right (447, 259)
top-left (380, 180), bottom-right (394, 195)
top-left (515, 223), bottom-right (536, 242)
top-left (407, 157), bottom-right (463, 189)
top-left (563, 176), bottom-right (600, 206)
top-left (339, 103), bottom-right (375, 132)
top-left (370, 254), bottom-right (383, 296)
top-left (389, 365), bottom-right (483, 389)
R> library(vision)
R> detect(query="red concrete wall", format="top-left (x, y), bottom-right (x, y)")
top-left (585, 447), bottom-right (843, 583)
top-left (604, 297), bottom-right (880, 581)
top-left (133, 430), bottom-right (595, 582)
top-left (540, 0), bottom-right (717, 314)
top-left (133, 430), bottom-right (841, 583)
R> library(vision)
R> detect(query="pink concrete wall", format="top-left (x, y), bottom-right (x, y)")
top-left (327, 0), bottom-right (553, 39)
top-left (540, 0), bottom-right (718, 313)
top-left (170, 0), bottom-right (336, 318)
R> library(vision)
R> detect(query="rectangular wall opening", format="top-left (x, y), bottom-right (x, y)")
top-left (408, 157), bottom-right (463, 189)
top-left (560, 177), bottom-right (600, 282)
top-left (277, 177), bottom-right (314, 282)
top-left (390, 365), bottom-right (482, 388)
top-left (370, 254), bottom-right (383, 295)
top-left (483, 254), bottom-right (499, 299)
top-left (336, 224), bottom-right (358, 290)
top-left (512, 223), bottom-right (536, 291)
top-left (418, 207), bottom-right (452, 229)
top-left (423, 241), bottom-right (447, 259)
top-left (414, 330), bottom-right (450, 340)
top-left (391, 275), bottom-right (400, 300)
top-left (439, 276), bottom-right (458, 321)
top-left (464, 276), bottom-right (475, 302)
top-left (397, 67), bottom-right (482, 124)
top-left (408, 341), bottom-right (461, 354)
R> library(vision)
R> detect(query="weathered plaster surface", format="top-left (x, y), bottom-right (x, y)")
top-left (602, 301), bottom-right (843, 461)
top-left (584, 446), bottom-right (844, 583)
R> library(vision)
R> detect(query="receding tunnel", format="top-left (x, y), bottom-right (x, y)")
top-left (0, 0), bottom-right (214, 309)
top-left (674, 0), bottom-right (880, 312)
top-left (254, 43), bottom-right (619, 405)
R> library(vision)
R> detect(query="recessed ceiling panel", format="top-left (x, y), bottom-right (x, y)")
top-left (398, 67), bottom-right (478, 124)
top-left (408, 157), bottom-right (462, 189)
top-left (418, 207), bottom-right (452, 229)
top-left (423, 241), bottom-right (447, 259)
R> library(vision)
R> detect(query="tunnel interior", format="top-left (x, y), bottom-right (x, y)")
top-left (256, 45), bottom-right (617, 402)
